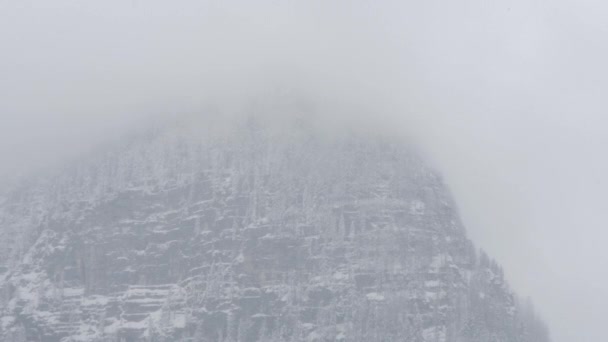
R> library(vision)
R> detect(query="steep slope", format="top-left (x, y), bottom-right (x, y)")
top-left (0, 119), bottom-right (549, 341)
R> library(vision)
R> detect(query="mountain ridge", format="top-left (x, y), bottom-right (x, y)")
top-left (0, 118), bottom-right (550, 341)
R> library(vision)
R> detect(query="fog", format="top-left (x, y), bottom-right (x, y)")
top-left (1, 1), bottom-right (608, 341)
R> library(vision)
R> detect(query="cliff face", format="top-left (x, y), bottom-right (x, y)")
top-left (0, 120), bottom-right (549, 341)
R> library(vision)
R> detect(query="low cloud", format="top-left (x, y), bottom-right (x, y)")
top-left (1, 1), bottom-right (607, 341)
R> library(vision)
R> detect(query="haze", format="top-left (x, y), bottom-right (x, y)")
top-left (2, 1), bottom-right (608, 341)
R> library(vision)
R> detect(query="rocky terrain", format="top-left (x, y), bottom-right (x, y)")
top-left (0, 118), bottom-right (550, 341)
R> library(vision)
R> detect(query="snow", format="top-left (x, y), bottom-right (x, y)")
top-left (0, 124), bottom-right (549, 341)
top-left (366, 292), bottom-right (385, 301)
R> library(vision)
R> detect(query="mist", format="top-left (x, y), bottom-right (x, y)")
top-left (2, 1), bottom-right (608, 341)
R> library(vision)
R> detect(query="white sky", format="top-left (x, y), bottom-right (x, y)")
top-left (1, 1), bottom-right (608, 341)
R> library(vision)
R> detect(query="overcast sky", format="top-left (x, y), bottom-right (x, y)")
top-left (1, 1), bottom-right (608, 341)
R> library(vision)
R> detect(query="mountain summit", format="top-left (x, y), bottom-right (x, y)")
top-left (0, 117), bottom-right (549, 341)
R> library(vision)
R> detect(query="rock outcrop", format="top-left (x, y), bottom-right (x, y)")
top-left (0, 119), bottom-right (550, 341)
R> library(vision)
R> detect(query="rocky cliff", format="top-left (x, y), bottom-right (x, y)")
top-left (0, 119), bottom-right (550, 341)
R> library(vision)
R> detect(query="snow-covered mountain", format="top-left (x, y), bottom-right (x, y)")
top-left (0, 117), bottom-right (549, 341)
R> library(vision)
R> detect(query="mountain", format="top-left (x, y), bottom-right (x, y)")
top-left (0, 117), bottom-right (550, 341)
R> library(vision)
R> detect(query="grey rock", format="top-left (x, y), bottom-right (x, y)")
top-left (0, 122), bottom-right (550, 341)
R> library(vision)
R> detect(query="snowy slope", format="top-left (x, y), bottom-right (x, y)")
top-left (0, 119), bottom-right (550, 341)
